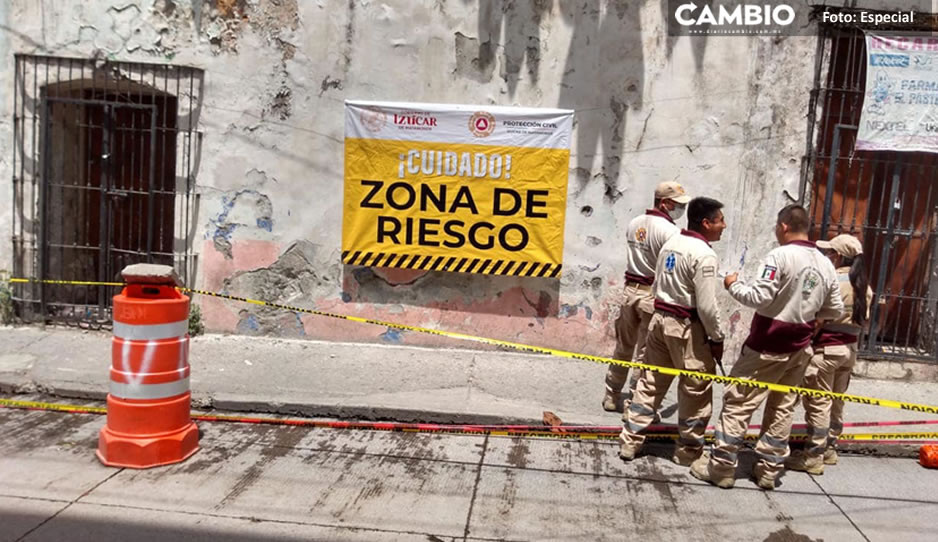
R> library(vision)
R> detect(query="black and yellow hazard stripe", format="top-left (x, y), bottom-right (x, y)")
top-left (341, 251), bottom-right (562, 277)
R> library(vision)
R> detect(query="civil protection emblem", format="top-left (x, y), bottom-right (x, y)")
top-left (469, 111), bottom-right (495, 137)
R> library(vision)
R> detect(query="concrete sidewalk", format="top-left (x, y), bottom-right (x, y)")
top-left (1, 325), bottom-right (937, 435)
top-left (4, 404), bottom-right (937, 542)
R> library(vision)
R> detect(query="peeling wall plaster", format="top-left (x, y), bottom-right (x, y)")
top-left (2, 0), bottom-right (922, 359)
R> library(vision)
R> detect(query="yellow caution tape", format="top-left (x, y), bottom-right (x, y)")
top-left (8, 277), bottom-right (938, 416)
top-left (182, 287), bottom-right (938, 415)
top-left (0, 397), bottom-right (107, 414)
top-left (837, 432), bottom-right (938, 441)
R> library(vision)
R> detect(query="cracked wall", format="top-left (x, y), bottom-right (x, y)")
top-left (2, 1), bottom-right (929, 359)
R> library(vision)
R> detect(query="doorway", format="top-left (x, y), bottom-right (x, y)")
top-left (806, 27), bottom-right (938, 361)
top-left (11, 55), bottom-right (202, 328)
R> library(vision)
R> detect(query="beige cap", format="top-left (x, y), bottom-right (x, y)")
top-left (817, 234), bottom-right (863, 259)
top-left (655, 181), bottom-right (691, 204)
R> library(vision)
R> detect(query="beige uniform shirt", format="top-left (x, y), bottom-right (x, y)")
top-left (815, 266), bottom-right (874, 346)
top-left (625, 209), bottom-right (680, 284)
top-left (652, 230), bottom-right (725, 342)
top-left (728, 240), bottom-right (843, 353)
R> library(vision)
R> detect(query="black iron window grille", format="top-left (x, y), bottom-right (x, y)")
top-left (11, 54), bottom-right (203, 329)
top-left (803, 24), bottom-right (938, 362)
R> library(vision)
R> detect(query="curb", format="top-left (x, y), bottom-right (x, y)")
top-left (0, 385), bottom-right (924, 459)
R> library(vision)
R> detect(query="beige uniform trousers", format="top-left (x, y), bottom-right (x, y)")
top-left (801, 343), bottom-right (857, 457)
top-left (709, 345), bottom-right (812, 481)
top-left (620, 312), bottom-right (716, 454)
top-left (605, 282), bottom-right (655, 396)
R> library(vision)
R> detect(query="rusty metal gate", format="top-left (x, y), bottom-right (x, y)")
top-left (804, 24), bottom-right (938, 362)
top-left (11, 54), bottom-right (203, 328)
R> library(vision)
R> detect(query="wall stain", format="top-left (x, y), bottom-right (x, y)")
top-left (729, 310), bottom-right (742, 338)
top-left (520, 289), bottom-right (553, 319)
top-left (763, 527), bottom-right (821, 542)
top-left (560, 302), bottom-right (593, 320)
top-left (380, 327), bottom-right (405, 344)
top-left (319, 75), bottom-right (343, 97)
top-left (222, 241), bottom-right (339, 337)
top-left (207, 189), bottom-right (274, 259)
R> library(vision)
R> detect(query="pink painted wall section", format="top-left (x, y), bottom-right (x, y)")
top-left (198, 240), bottom-right (281, 333)
top-left (303, 286), bottom-right (616, 358)
top-left (197, 238), bottom-right (616, 357)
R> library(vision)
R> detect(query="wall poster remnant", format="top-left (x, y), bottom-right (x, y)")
top-left (343, 100), bottom-right (573, 277)
top-left (857, 32), bottom-right (938, 153)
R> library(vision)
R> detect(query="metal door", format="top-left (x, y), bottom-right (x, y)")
top-left (39, 98), bottom-right (162, 325)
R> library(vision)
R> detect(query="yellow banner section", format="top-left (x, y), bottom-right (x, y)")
top-left (342, 138), bottom-right (569, 276)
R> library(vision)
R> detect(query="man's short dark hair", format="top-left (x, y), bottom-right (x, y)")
top-left (688, 197), bottom-right (723, 231)
top-left (777, 204), bottom-right (809, 233)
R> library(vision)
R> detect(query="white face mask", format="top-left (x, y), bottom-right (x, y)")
top-left (668, 204), bottom-right (686, 221)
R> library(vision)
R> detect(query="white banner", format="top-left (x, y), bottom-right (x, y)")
top-left (345, 100), bottom-right (573, 149)
top-left (856, 32), bottom-right (938, 153)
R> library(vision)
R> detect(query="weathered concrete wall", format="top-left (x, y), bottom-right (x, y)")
top-left (0, 0), bottom-right (12, 279)
top-left (0, 1), bottom-right (922, 360)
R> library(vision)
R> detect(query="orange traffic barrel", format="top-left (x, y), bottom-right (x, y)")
top-left (97, 269), bottom-right (199, 469)
top-left (922, 445), bottom-right (938, 469)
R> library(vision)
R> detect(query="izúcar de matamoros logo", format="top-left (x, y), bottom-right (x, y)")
top-left (360, 107), bottom-right (387, 133)
top-left (393, 111), bottom-right (437, 131)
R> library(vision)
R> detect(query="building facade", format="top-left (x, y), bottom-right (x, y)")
top-left (2, 0), bottom-right (936, 364)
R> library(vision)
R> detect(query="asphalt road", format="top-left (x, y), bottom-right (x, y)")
top-left (1, 401), bottom-right (936, 541)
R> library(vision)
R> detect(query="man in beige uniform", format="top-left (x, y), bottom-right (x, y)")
top-left (789, 234), bottom-right (872, 474)
top-left (619, 197), bottom-right (727, 464)
top-left (603, 182), bottom-right (690, 413)
top-left (691, 205), bottom-right (843, 490)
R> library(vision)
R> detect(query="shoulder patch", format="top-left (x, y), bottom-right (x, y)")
top-left (702, 265), bottom-right (715, 278)
top-left (635, 227), bottom-right (648, 243)
top-left (664, 252), bottom-right (677, 273)
top-left (760, 265), bottom-right (778, 280)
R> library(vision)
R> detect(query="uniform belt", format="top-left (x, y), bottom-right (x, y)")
top-left (654, 299), bottom-right (699, 321)
top-left (624, 272), bottom-right (654, 288)
top-left (814, 329), bottom-right (859, 347)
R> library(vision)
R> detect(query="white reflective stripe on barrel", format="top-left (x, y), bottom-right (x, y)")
top-left (110, 377), bottom-right (190, 400)
top-left (113, 319), bottom-right (188, 341)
